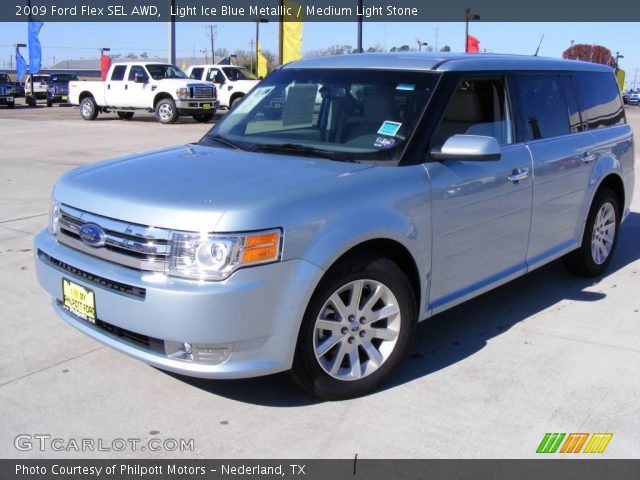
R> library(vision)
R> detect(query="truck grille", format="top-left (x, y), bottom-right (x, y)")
top-left (191, 86), bottom-right (214, 99)
top-left (57, 204), bottom-right (171, 272)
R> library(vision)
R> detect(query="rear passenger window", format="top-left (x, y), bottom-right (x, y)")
top-left (517, 75), bottom-right (570, 140)
top-left (110, 66), bottom-right (127, 81)
top-left (190, 67), bottom-right (204, 80)
top-left (432, 77), bottom-right (514, 147)
top-left (574, 72), bottom-right (625, 129)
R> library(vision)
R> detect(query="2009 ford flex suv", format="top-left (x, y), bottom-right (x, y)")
top-left (35, 53), bottom-right (634, 399)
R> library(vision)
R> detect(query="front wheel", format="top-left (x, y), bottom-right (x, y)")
top-left (192, 113), bottom-right (214, 123)
top-left (80, 97), bottom-right (98, 120)
top-left (563, 188), bottom-right (620, 277)
top-left (117, 111), bottom-right (134, 120)
top-left (7, 101), bottom-right (14, 109)
top-left (290, 255), bottom-right (417, 400)
top-left (155, 98), bottom-right (179, 124)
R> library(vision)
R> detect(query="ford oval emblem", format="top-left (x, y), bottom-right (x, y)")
top-left (79, 223), bottom-right (106, 247)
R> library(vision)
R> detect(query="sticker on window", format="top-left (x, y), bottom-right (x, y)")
top-left (396, 84), bottom-right (415, 91)
top-left (374, 137), bottom-right (396, 149)
top-left (377, 121), bottom-right (402, 137)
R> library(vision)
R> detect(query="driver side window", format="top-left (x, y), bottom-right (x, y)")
top-left (433, 77), bottom-right (514, 148)
top-left (128, 66), bottom-right (148, 82)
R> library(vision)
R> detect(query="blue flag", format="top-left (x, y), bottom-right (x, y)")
top-left (16, 51), bottom-right (27, 83)
top-left (28, 20), bottom-right (44, 74)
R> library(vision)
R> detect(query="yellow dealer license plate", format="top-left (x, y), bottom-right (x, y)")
top-left (62, 279), bottom-right (96, 323)
top-left (62, 96), bottom-right (68, 100)
top-left (202, 103), bottom-right (211, 110)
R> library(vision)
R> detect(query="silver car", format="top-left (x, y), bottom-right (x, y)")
top-left (35, 53), bottom-right (635, 399)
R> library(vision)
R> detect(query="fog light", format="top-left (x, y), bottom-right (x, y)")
top-left (183, 342), bottom-right (192, 354)
top-left (164, 341), bottom-right (232, 365)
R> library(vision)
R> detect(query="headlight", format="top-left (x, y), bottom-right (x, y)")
top-left (176, 87), bottom-right (189, 100)
top-left (48, 199), bottom-right (61, 235)
top-left (167, 229), bottom-right (282, 281)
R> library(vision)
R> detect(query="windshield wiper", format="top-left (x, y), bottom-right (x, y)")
top-left (249, 143), bottom-right (350, 161)
top-left (205, 134), bottom-right (244, 150)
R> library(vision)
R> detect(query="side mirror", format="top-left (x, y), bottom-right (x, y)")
top-left (133, 73), bottom-right (146, 84)
top-left (431, 135), bottom-right (501, 162)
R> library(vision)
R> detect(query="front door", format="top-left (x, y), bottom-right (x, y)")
top-left (425, 76), bottom-right (533, 313)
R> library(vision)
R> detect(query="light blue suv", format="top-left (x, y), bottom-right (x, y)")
top-left (35, 53), bottom-right (634, 399)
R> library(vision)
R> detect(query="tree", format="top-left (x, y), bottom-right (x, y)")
top-left (140, 52), bottom-right (148, 59)
top-left (440, 45), bottom-right (451, 52)
top-left (562, 43), bottom-right (615, 67)
top-left (126, 53), bottom-right (136, 59)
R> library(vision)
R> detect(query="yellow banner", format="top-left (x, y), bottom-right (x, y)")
top-left (280, 0), bottom-right (303, 65)
top-left (616, 69), bottom-right (625, 92)
top-left (257, 42), bottom-right (268, 79)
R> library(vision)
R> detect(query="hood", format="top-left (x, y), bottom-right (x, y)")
top-left (157, 79), bottom-right (213, 88)
top-left (54, 144), bottom-right (371, 232)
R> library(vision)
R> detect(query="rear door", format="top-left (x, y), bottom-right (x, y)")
top-left (425, 75), bottom-right (534, 312)
top-left (515, 73), bottom-right (596, 269)
top-left (105, 65), bottom-right (128, 106)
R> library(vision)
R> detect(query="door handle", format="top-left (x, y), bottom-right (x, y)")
top-left (125, 85), bottom-right (128, 90)
top-left (581, 151), bottom-right (596, 163)
top-left (508, 168), bottom-right (530, 183)
top-left (107, 84), bottom-right (110, 90)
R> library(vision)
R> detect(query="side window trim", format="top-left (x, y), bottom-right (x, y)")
top-left (563, 74), bottom-right (586, 133)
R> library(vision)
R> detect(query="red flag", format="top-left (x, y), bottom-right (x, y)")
top-left (100, 54), bottom-right (112, 80)
top-left (466, 35), bottom-right (480, 53)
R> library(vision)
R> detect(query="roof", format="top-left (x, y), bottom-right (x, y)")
top-left (284, 52), bottom-right (613, 73)
top-left (187, 64), bottom-right (247, 69)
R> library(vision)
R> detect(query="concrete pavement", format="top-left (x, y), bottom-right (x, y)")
top-left (0, 103), bottom-right (639, 459)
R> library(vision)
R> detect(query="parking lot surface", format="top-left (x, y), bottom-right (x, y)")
top-left (1, 103), bottom-right (639, 459)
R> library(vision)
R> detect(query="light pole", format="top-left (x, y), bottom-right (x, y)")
top-left (357, 0), bottom-right (363, 53)
top-left (255, 16), bottom-right (269, 74)
top-left (464, 8), bottom-right (480, 53)
top-left (206, 25), bottom-right (217, 64)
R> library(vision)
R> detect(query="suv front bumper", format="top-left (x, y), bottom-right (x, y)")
top-left (34, 230), bottom-right (323, 379)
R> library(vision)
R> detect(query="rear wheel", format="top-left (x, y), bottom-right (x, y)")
top-left (46, 99), bottom-right (52, 107)
top-left (117, 111), bottom-right (134, 120)
top-left (80, 96), bottom-right (99, 120)
top-left (563, 188), bottom-right (620, 277)
top-left (7, 101), bottom-right (14, 109)
top-left (290, 254), bottom-right (417, 400)
top-left (27, 95), bottom-right (36, 107)
top-left (192, 113), bottom-right (214, 123)
top-left (155, 98), bottom-right (179, 124)
top-left (230, 95), bottom-right (243, 108)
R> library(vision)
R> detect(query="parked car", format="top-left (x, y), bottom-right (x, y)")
top-left (185, 64), bottom-right (259, 109)
top-left (47, 73), bottom-right (78, 107)
top-left (629, 92), bottom-right (640, 105)
top-left (68, 62), bottom-right (219, 123)
top-left (24, 74), bottom-right (50, 106)
top-left (35, 54), bottom-right (634, 399)
top-left (0, 73), bottom-right (16, 108)
top-left (622, 92), bottom-right (629, 104)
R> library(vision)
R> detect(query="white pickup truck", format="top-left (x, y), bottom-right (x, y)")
top-left (69, 62), bottom-right (219, 124)
top-left (185, 64), bottom-right (259, 109)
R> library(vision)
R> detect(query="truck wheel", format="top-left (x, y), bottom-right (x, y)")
top-left (117, 111), bottom-right (134, 120)
top-left (230, 95), bottom-right (243, 108)
top-left (290, 254), bottom-right (417, 400)
top-left (563, 188), bottom-right (620, 277)
top-left (27, 95), bottom-right (36, 107)
top-left (80, 97), bottom-right (99, 120)
top-left (155, 98), bottom-right (179, 124)
top-left (46, 99), bottom-right (52, 107)
top-left (192, 114), bottom-right (213, 123)
top-left (7, 101), bottom-right (15, 109)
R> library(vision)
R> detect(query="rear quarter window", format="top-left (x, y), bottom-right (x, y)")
top-left (574, 71), bottom-right (625, 129)
top-left (516, 74), bottom-right (571, 140)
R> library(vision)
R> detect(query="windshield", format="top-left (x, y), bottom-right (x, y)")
top-left (49, 74), bottom-right (78, 83)
top-left (146, 64), bottom-right (187, 80)
top-left (223, 67), bottom-right (258, 81)
top-left (201, 68), bottom-right (439, 164)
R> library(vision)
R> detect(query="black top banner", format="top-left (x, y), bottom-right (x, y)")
top-left (3, 0), bottom-right (640, 22)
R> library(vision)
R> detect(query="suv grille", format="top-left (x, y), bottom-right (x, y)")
top-left (57, 204), bottom-right (171, 272)
top-left (191, 86), bottom-right (214, 99)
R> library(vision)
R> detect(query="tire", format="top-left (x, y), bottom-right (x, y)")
top-left (46, 99), bottom-right (52, 107)
top-left (117, 111), bottom-right (134, 120)
top-left (80, 96), bottom-right (99, 121)
top-left (7, 101), bottom-right (14, 109)
top-left (563, 188), bottom-right (620, 277)
top-left (230, 95), bottom-right (243, 108)
top-left (290, 254), bottom-right (417, 400)
top-left (192, 113), bottom-right (214, 123)
top-left (155, 98), bottom-right (179, 124)
top-left (27, 95), bottom-right (36, 107)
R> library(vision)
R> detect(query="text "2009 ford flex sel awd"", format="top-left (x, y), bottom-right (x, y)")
top-left (35, 53), bottom-right (634, 399)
